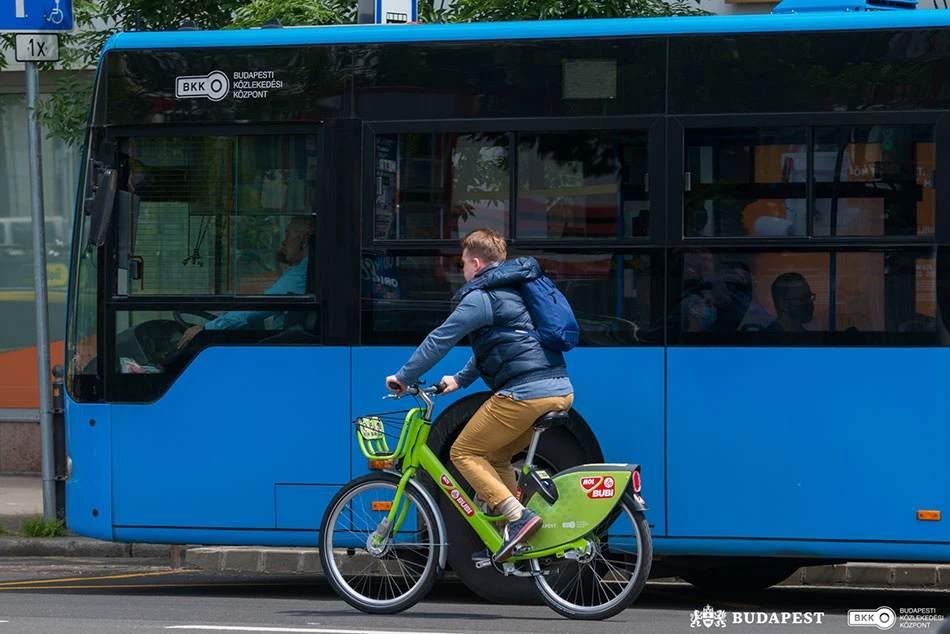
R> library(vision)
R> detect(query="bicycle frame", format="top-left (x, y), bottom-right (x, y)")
top-left (369, 404), bottom-right (589, 562)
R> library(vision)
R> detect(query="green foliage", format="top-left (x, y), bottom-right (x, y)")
top-left (231, 0), bottom-right (355, 28)
top-left (430, 0), bottom-right (705, 22)
top-left (20, 516), bottom-right (67, 538)
top-left (34, 75), bottom-right (95, 147)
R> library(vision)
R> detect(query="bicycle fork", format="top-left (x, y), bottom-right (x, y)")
top-left (368, 468), bottom-right (416, 553)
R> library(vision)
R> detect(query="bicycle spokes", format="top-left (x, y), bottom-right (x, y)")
top-left (323, 479), bottom-right (437, 608)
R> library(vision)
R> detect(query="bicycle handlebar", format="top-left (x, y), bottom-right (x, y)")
top-left (384, 382), bottom-right (445, 419)
top-left (384, 382), bottom-right (445, 398)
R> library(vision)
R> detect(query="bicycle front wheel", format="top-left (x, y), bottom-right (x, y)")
top-left (533, 494), bottom-right (652, 620)
top-left (319, 473), bottom-right (443, 614)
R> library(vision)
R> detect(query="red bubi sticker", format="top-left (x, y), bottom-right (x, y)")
top-left (450, 488), bottom-right (475, 516)
top-left (440, 474), bottom-right (473, 515)
top-left (585, 475), bottom-right (616, 499)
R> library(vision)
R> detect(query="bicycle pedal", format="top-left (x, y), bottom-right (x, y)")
top-left (471, 550), bottom-right (492, 569)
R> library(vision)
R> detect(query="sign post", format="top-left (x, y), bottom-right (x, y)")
top-left (3, 1), bottom-right (72, 523)
top-left (357, 0), bottom-right (418, 24)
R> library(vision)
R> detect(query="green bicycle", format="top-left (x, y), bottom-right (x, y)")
top-left (319, 384), bottom-right (652, 620)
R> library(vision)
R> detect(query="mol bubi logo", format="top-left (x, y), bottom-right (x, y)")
top-left (580, 475), bottom-right (616, 500)
top-left (440, 473), bottom-right (474, 516)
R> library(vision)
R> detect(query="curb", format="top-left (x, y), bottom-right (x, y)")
top-left (0, 536), bottom-right (172, 559)
top-left (185, 547), bottom-right (950, 591)
top-left (186, 547), bottom-right (323, 575)
top-left (780, 563), bottom-right (950, 590)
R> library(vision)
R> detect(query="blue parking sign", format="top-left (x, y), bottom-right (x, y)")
top-left (1, 0), bottom-right (73, 32)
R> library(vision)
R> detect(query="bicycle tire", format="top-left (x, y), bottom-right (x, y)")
top-left (319, 472), bottom-right (443, 614)
top-left (533, 494), bottom-right (652, 620)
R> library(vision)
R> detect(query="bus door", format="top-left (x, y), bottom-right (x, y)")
top-left (104, 125), bottom-right (360, 538)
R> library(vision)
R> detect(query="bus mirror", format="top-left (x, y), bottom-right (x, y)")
top-left (86, 169), bottom-right (118, 249)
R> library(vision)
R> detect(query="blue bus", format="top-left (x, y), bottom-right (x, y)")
top-left (66, 7), bottom-right (950, 603)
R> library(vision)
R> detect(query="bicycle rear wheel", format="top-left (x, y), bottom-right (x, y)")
top-left (319, 472), bottom-right (443, 614)
top-left (532, 494), bottom-right (652, 620)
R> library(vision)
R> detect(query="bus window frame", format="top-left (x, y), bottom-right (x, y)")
top-left (362, 116), bottom-right (667, 249)
top-left (98, 123), bottom-right (341, 403)
top-left (668, 111), bottom-right (944, 248)
top-left (668, 243), bottom-right (942, 347)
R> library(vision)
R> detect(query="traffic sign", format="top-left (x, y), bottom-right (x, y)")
top-left (357, 0), bottom-right (417, 24)
top-left (15, 33), bottom-right (59, 62)
top-left (1, 0), bottom-right (73, 33)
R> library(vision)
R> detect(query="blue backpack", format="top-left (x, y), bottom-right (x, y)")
top-left (520, 275), bottom-right (580, 352)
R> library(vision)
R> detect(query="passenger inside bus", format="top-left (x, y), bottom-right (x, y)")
top-left (175, 215), bottom-right (313, 349)
top-left (767, 272), bottom-right (815, 333)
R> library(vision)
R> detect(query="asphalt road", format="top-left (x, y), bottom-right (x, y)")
top-left (0, 557), bottom-right (948, 634)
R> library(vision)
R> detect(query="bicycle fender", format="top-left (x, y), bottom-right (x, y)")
top-left (523, 464), bottom-right (637, 552)
top-left (382, 469), bottom-right (449, 572)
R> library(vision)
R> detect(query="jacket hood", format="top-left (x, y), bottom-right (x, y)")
top-left (454, 257), bottom-right (542, 301)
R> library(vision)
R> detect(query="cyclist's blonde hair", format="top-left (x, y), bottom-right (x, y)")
top-left (461, 228), bottom-right (507, 263)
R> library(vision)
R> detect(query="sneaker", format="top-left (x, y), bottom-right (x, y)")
top-left (494, 509), bottom-right (542, 563)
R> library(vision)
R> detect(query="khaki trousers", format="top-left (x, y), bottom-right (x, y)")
top-left (449, 392), bottom-right (574, 509)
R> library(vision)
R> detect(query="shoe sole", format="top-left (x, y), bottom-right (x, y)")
top-left (493, 515), bottom-right (542, 563)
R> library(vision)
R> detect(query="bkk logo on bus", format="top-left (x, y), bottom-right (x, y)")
top-left (175, 71), bottom-right (229, 101)
top-left (175, 70), bottom-right (284, 101)
top-left (440, 474), bottom-right (474, 516)
top-left (580, 476), bottom-right (615, 499)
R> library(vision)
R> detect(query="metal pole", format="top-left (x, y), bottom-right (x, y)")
top-left (25, 60), bottom-right (56, 521)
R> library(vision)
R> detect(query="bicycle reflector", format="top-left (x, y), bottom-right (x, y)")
top-left (371, 501), bottom-right (393, 511)
top-left (632, 468), bottom-right (642, 493)
top-left (368, 459), bottom-right (394, 470)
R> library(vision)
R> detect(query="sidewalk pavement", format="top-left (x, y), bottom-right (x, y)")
top-left (0, 474), bottom-right (173, 558)
top-left (0, 474), bottom-right (43, 530)
top-left (3, 474), bottom-right (949, 589)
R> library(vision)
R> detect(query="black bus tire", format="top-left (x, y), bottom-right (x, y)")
top-left (427, 394), bottom-right (600, 605)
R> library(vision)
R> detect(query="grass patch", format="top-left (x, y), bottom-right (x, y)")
top-left (20, 516), bottom-right (66, 537)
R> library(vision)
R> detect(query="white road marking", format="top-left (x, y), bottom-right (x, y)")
top-left (165, 625), bottom-right (466, 634)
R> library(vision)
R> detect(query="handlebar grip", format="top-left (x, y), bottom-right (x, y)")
top-left (386, 379), bottom-right (403, 391)
top-left (433, 381), bottom-right (447, 394)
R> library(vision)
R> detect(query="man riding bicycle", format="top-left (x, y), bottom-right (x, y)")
top-left (386, 228), bottom-right (574, 562)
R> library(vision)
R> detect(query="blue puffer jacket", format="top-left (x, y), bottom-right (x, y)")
top-left (453, 257), bottom-right (567, 392)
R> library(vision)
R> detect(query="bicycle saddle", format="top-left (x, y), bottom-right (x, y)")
top-left (533, 409), bottom-right (570, 431)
